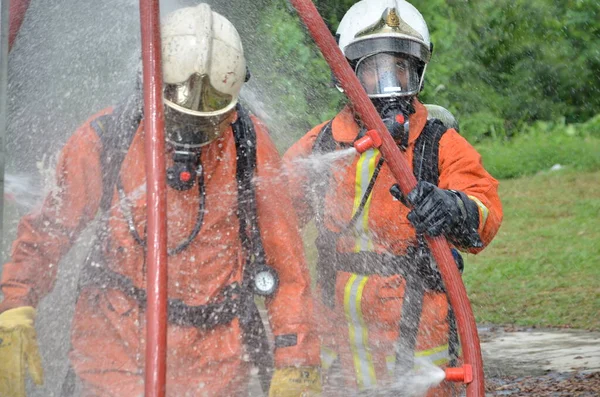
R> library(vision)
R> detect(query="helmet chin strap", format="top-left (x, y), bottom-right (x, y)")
top-left (372, 97), bottom-right (415, 150)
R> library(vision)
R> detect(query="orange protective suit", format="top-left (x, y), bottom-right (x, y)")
top-left (284, 100), bottom-right (502, 395)
top-left (0, 108), bottom-right (319, 396)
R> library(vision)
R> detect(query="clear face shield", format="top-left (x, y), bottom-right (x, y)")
top-left (355, 53), bottom-right (421, 98)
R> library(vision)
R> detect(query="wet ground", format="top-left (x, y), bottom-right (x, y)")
top-left (250, 324), bottom-right (600, 396)
top-left (29, 268), bottom-right (600, 397)
top-left (480, 326), bottom-right (600, 396)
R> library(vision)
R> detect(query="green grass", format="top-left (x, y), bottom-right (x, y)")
top-left (463, 169), bottom-right (600, 330)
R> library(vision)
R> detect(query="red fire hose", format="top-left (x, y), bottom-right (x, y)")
top-left (289, 1), bottom-right (485, 395)
top-left (139, 0), bottom-right (168, 396)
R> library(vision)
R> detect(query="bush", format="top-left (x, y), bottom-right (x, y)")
top-left (475, 117), bottom-right (600, 179)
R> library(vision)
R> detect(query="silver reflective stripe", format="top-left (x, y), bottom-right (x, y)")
top-left (344, 274), bottom-right (376, 389)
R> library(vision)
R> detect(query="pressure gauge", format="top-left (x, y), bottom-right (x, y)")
top-left (252, 265), bottom-right (279, 296)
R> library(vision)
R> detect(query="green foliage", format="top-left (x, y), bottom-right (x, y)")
top-left (475, 118), bottom-right (600, 179)
top-left (419, 0), bottom-right (600, 139)
top-left (248, 2), bottom-right (344, 149)
top-left (262, 0), bottom-right (600, 147)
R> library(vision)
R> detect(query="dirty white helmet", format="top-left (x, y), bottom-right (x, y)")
top-left (337, 0), bottom-right (431, 98)
top-left (161, 3), bottom-right (246, 147)
top-left (161, 3), bottom-right (246, 118)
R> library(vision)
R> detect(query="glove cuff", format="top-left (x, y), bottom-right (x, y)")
top-left (447, 191), bottom-right (483, 249)
top-left (0, 306), bottom-right (36, 328)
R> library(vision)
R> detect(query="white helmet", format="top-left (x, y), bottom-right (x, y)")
top-left (336, 0), bottom-right (431, 98)
top-left (161, 3), bottom-right (246, 148)
top-left (161, 3), bottom-right (246, 118)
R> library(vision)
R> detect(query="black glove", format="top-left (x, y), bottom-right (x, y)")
top-left (405, 181), bottom-right (483, 248)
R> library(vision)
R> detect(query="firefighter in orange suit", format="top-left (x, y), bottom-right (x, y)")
top-left (283, 0), bottom-right (502, 395)
top-left (0, 4), bottom-right (320, 397)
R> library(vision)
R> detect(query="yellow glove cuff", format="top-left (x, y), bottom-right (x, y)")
top-left (0, 306), bottom-right (36, 329)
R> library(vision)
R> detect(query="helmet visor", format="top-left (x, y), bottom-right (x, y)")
top-left (164, 104), bottom-right (232, 148)
top-left (164, 73), bottom-right (233, 114)
top-left (355, 53), bottom-right (420, 97)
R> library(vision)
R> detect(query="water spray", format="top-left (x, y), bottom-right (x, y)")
top-left (288, 0), bottom-right (485, 395)
top-left (0, 0), bottom-right (11, 253)
top-left (1, 0), bottom-right (31, 262)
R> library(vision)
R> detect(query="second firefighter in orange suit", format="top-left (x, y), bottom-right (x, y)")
top-left (284, 0), bottom-right (502, 395)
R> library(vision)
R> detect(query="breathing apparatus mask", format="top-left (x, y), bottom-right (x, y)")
top-left (374, 97), bottom-right (413, 150)
top-left (163, 87), bottom-right (237, 191)
top-left (353, 52), bottom-right (420, 149)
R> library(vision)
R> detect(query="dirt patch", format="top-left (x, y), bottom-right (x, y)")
top-left (485, 371), bottom-right (600, 396)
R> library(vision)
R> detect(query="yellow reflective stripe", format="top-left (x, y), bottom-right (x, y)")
top-left (356, 276), bottom-right (377, 386)
top-left (415, 344), bottom-right (450, 367)
top-left (344, 274), bottom-right (376, 390)
top-left (415, 344), bottom-right (449, 357)
top-left (388, 345), bottom-right (451, 374)
top-left (352, 149), bottom-right (379, 252)
top-left (468, 195), bottom-right (489, 228)
top-left (321, 346), bottom-right (338, 371)
top-left (433, 357), bottom-right (450, 366)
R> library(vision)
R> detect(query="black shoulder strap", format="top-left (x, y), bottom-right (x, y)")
top-left (90, 92), bottom-right (142, 213)
top-left (231, 103), bottom-right (266, 270)
top-left (412, 118), bottom-right (449, 186)
top-left (312, 119), bottom-right (335, 154)
top-left (231, 104), bottom-right (274, 392)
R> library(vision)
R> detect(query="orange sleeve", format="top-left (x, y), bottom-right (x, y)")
top-left (281, 123), bottom-right (328, 228)
top-left (0, 117), bottom-right (105, 313)
top-left (437, 129), bottom-right (503, 253)
top-left (252, 117), bottom-right (320, 368)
